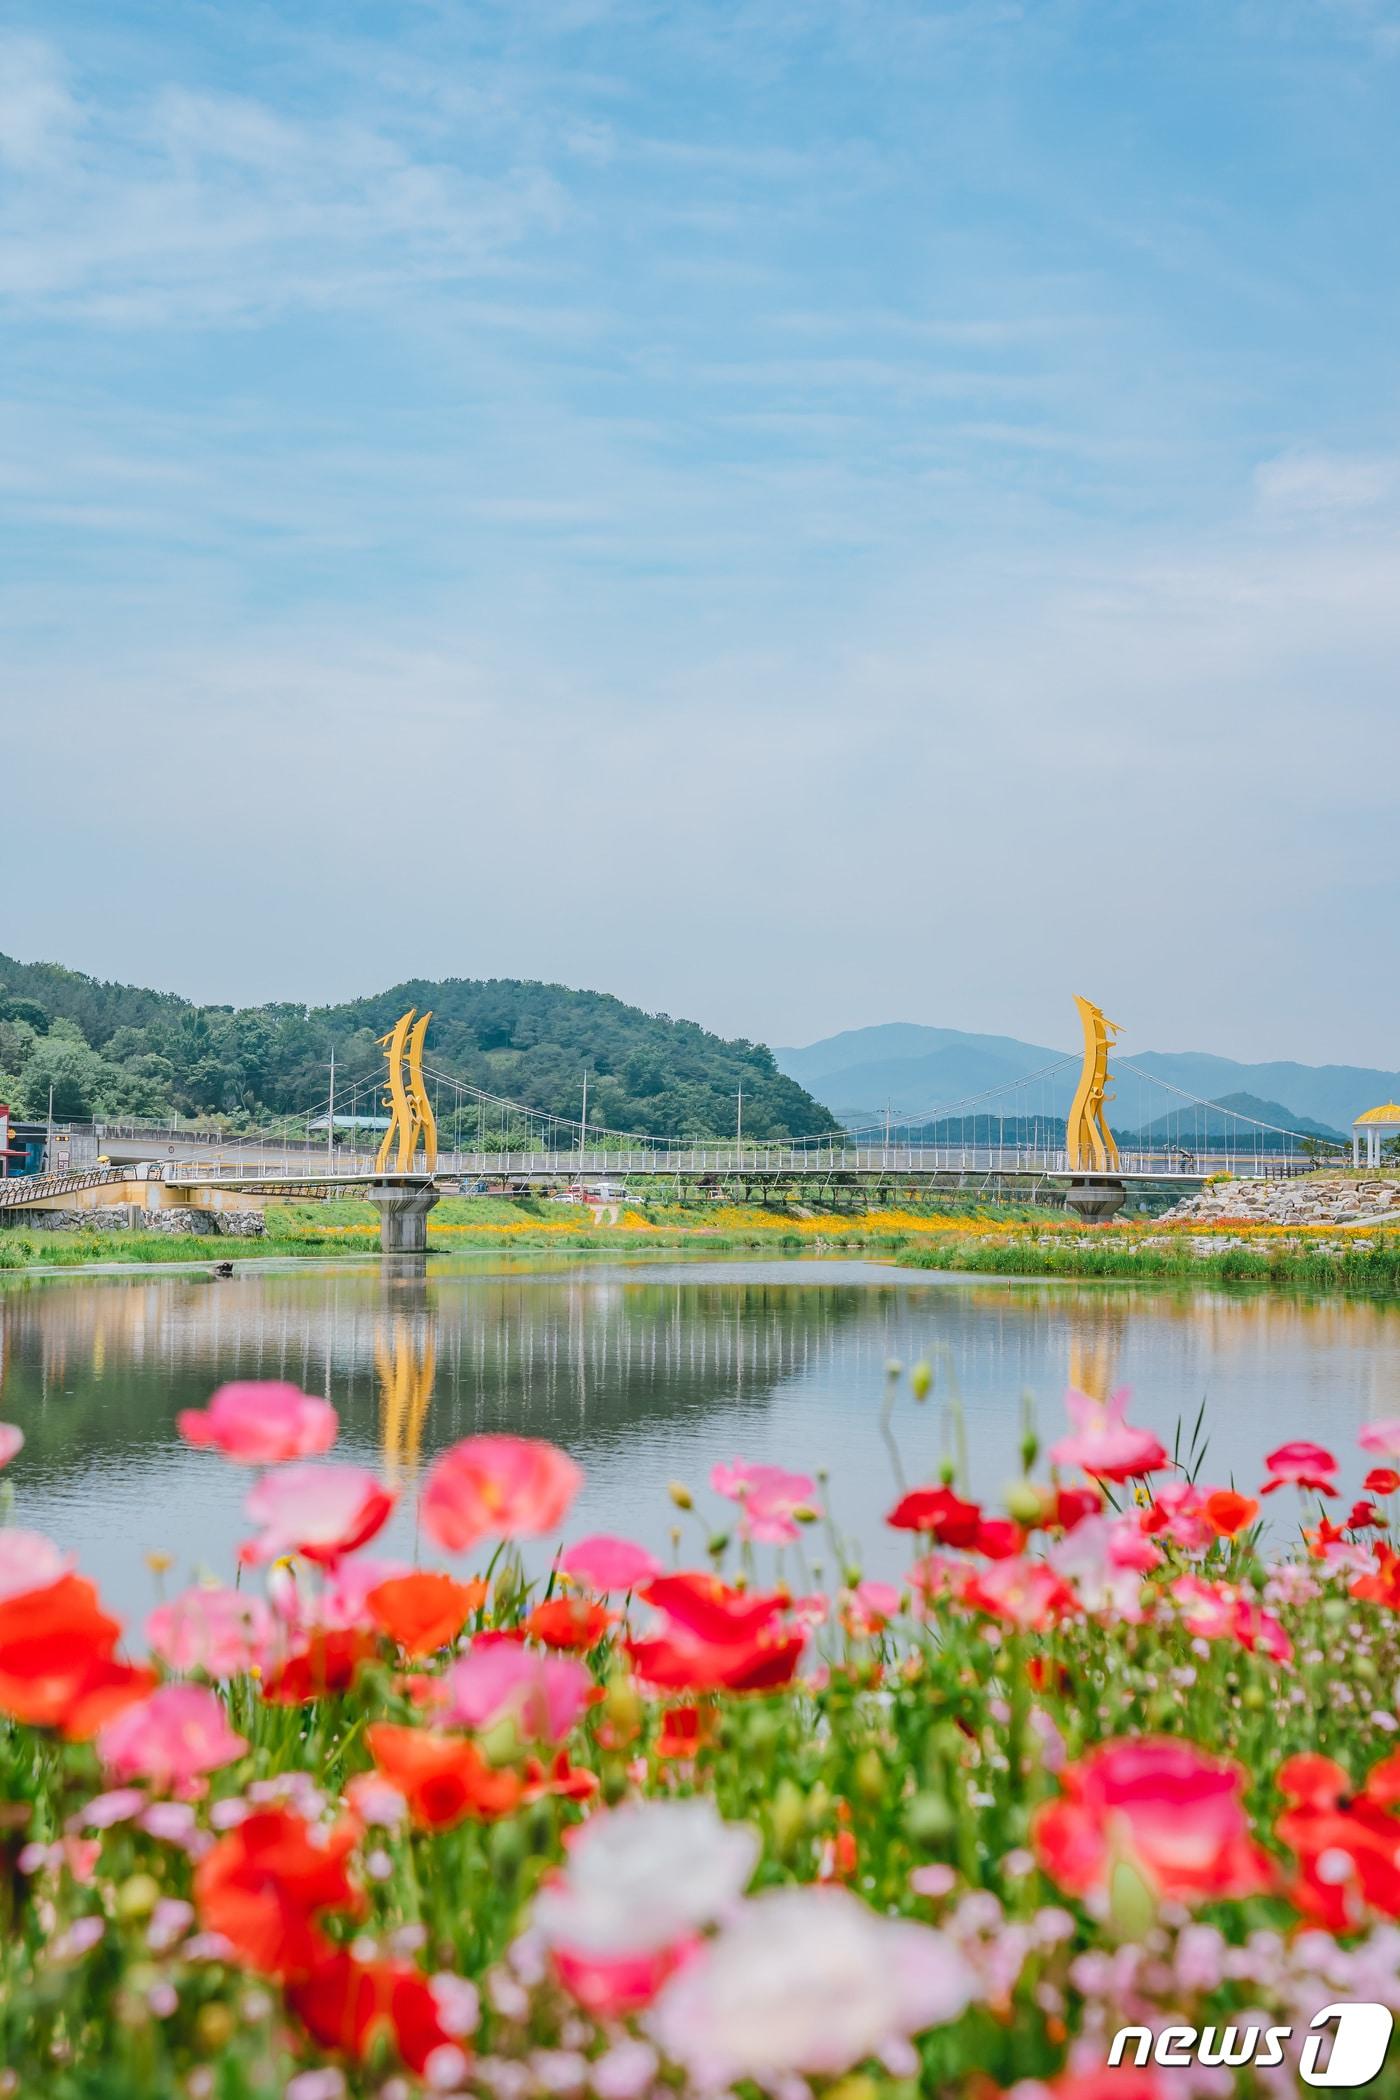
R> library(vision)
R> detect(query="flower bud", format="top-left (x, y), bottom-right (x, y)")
top-left (194, 2005), bottom-right (236, 2053)
top-left (904, 1790), bottom-right (954, 1843)
top-left (668, 1481), bottom-right (693, 1511)
top-left (1004, 1479), bottom-right (1044, 1525)
top-left (1107, 1855), bottom-right (1156, 1940)
top-left (853, 1748), bottom-right (885, 1805)
top-left (116, 1873), bottom-right (160, 1923)
top-left (911, 1361), bottom-right (932, 1402)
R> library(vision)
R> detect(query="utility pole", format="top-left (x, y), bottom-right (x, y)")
top-left (578, 1068), bottom-right (588, 1182)
top-left (46, 1084), bottom-right (54, 1174)
top-left (736, 1086), bottom-right (743, 1153)
top-left (326, 1047), bottom-right (336, 1172)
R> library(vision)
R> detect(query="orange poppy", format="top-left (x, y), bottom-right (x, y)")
top-left (0, 1574), bottom-right (152, 1739)
top-left (522, 1596), bottom-right (614, 1652)
top-left (367, 1573), bottom-right (487, 1658)
top-left (366, 1722), bottom-right (523, 1829)
top-left (1202, 1490), bottom-right (1259, 1538)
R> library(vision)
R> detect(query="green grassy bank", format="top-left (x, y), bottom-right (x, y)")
top-left (898, 1230), bottom-right (1400, 1294)
top-left (0, 1194), bottom-right (1063, 1270)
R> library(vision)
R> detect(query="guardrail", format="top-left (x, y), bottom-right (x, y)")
top-left (0, 1164), bottom-right (154, 1209)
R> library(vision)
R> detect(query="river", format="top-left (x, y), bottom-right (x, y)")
top-left (1, 1253), bottom-right (1396, 1622)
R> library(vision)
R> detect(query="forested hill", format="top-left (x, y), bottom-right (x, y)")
top-left (0, 955), bottom-right (839, 1141)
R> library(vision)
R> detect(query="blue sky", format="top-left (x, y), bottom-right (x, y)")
top-left (3, 1), bottom-right (1399, 1063)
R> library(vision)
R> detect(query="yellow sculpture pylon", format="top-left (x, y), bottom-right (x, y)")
top-left (375, 1316), bottom-right (436, 1480)
top-left (1065, 995), bottom-right (1121, 1172)
top-left (374, 1008), bottom-right (438, 1173)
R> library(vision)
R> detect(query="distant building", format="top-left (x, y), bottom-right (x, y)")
top-left (0, 1108), bottom-right (56, 1178)
top-left (307, 1114), bottom-right (393, 1134)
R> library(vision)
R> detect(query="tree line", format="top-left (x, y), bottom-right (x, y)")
top-left (0, 956), bottom-right (839, 1143)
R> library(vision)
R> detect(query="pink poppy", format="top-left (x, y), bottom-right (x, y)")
top-left (1260, 1439), bottom-right (1338, 1495)
top-left (553, 1941), bottom-right (695, 2020)
top-left (1173, 1574), bottom-right (1293, 1663)
top-left (439, 1639), bottom-right (593, 1743)
top-left (1049, 1388), bottom-right (1169, 1483)
top-left (317, 1555), bottom-right (414, 1630)
top-left (559, 1535), bottom-right (662, 1594)
top-left (147, 1586), bottom-right (272, 1678)
top-left (177, 1382), bottom-right (338, 1466)
top-left (240, 1464), bottom-right (395, 1567)
top-left (1140, 1481), bottom-right (1214, 1552)
top-left (421, 1435), bottom-right (582, 1555)
top-left (711, 1461), bottom-right (820, 1545)
top-left (1049, 1515), bottom-right (1161, 1620)
top-left (0, 1528), bottom-right (70, 1603)
top-left (98, 1684), bottom-right (247, 1792)
top-left (841, 1580), bottom-right (901, 1637)
top-left (960, 1557), bottom-right (1078, 1631)
top-left (1033, 1737), bottom-right (1273, 1903)
top-left (0, 1424), bottom-right (23, 1468)
top-left (1359, 1419), bottom-right (1400, 1460)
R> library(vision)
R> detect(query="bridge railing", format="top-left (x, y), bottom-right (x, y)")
top-left (97, 1142), bottom-right (1324, 1191)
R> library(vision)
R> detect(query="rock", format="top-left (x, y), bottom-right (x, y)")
top-left (1157, 1175), bottom-right (1400, 1229)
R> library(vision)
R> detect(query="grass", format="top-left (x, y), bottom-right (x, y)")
top-left (899, 1225), bottom-right (1400, 1294)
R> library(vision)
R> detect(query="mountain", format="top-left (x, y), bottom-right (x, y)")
top-left (776, 1023), bottom-right (1398, 1136)
top-left (0, 955), bottom-right (839, 1141)
top-left (1117, 1092), bottom-right (1348, 1147)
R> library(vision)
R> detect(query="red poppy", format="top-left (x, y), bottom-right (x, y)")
top-left (261, 1627), bottom-right (379, 1704)
top-left (627, 1573), bottom-right (806, 1693)
top-left (1202, 1490), bottom-right (1259, 1538)
top-left (1045, 1486), bottom-right (1104, 1533)
top-left (1348, 1500), bottom-right (1386, 1531)
top-left (1034, 1737), bottom-right (1273, 1903)
top-left (289, 1950), bottom-right (468, 2077)
top-left (1366, 1468), bottom-right (1400, 1497)
top-left (1276, 1753), bottom-right (1350, 1809)
top-left (884, 1485), bottom-right (982, 1545)
top-left (366, 1722), bottom-right (523, 1829)
top-left (522, 1596), bottom-right (615, 1651)
top-left (193, 1808), bottom-right (361, 1976)
top-left (969, 1517), bottom-right (1025, 1560)
top-left (655, 1703), bottom-right (717, 1759)
top-left (1277, 1753), bottom-right (1400, 1929)
top-left (523, 1749), bottom-right (601, 1803)
top-left (0, 1574), bottom-right (152, 1740)
top-left (366, 1573), bottom-right (486, 1658)
top-left (1304, 1514), bottom-right (1350, 1559)
top-left (1259, 1440), bottom-right (1338, 1496)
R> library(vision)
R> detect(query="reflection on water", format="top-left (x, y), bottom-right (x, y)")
top-left (1, 1254), bottom-right (1398, 1620)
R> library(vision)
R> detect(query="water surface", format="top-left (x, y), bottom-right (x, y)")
top-left (2, 1253), bottom-right (1397, 1620)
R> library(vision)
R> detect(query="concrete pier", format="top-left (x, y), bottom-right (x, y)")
top-left (364, 1177), bottom-right (440, 1254)
top-left (1062, 1178), bottom-right (1127, 1222)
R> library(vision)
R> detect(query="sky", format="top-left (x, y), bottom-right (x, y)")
top-left (2, 0), bottom-right (1398, 1066)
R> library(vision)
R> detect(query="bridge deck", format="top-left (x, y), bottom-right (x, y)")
top-left (0, 1144), bottom-right (1310, 1210)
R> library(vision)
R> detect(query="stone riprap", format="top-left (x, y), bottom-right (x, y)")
top-left (1159, 1176), bottom-right (1400, 1228)
top-left (0, 1206), bottom-right (266, 1237)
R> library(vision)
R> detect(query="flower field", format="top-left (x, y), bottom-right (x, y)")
top-left (4, 1382), bottom-right (1400, 2095)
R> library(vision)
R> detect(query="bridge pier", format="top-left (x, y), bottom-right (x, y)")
top-left (364, 1177), bottom-right (440, 1255)
top-left (1062, 1178), bottom-right (1127, 1222)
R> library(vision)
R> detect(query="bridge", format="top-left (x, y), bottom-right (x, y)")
top-left (0, 997), bottom-right (1336, 1249)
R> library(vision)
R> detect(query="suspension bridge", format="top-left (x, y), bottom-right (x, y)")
top-left (0, 997), bottom-right (1335, 1250)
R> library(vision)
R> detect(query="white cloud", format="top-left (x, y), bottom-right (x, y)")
top-left (1255, 450), bottom-right (1397, 516)
top-left (0, 36), bottom-right (79, 170)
